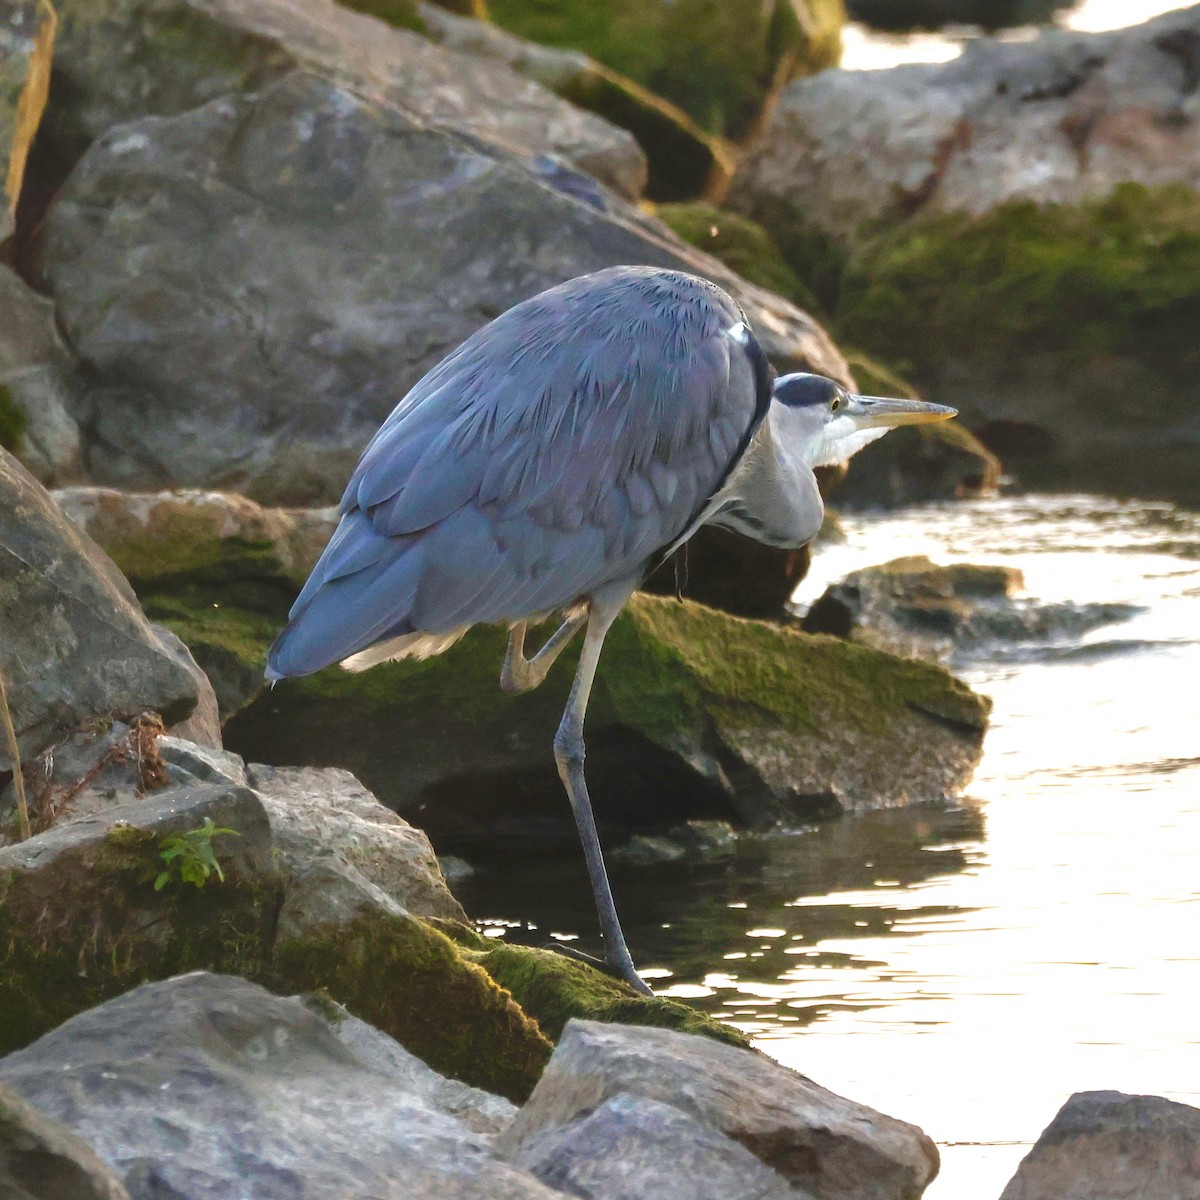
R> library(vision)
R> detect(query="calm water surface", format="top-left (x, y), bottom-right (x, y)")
top-left (457, 494), bottom-right (1200, 1198)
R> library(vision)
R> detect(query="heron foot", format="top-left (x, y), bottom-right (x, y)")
top-left (501, 615), bottom-right (586, 694)
top-left (543, 942), bottom-right (653, 995)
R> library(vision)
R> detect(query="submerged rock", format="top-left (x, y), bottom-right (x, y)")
top-left (42, 70), bottom-right (847, 505)
top-left (0, 1081), bottom-right (130, 1200)
top-left (500, 1019), bottom-right (940, 1200)
top-left (803, 555), bottom-right (1138, 662)
top-left (227, 592), bottom-right (990, 847)
top-left (0, 973), bottom-right (564, 1200)
top-left (999, 1090), bottom-right (1200, 1200)
top-left (0, 449), bottom-right (200, 769)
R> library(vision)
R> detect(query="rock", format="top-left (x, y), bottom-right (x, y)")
top-left (500, 1020), bottom-right (940, 1200)
top-left (53, 487), bottom-right (339, 716)
top-left (0, 782), bottom-right (281, 1054)
top-left (999, 1090), bottom-right (1200, 1200)
top-left (245, 762), bottom-right (468, 922)
top-left (226, 591), bottom-right (989, 850)
top-left (0, 0), bottom-right (55, 243)
top-left (483, 0), bottom-right (845, 140)
top-left (0, 267), bottom-right (83, 484)
top-left (0, 973), bottom-right (566, 1200)
top-left (738, 9), bottom-right (1200, 244)
top-left (846, 0), bottom-right (1071, 32)
top-left (323, 1005), bottom-right (518, 1136)
top-left (43, 0), bottom-right (646, 200)
top-left (0, 449), bottom-right (201, 769)
top-left (415, 3), bottom-right (732, 201)
top-left (802, 555), bottom-right (1139, 662)
top-left (41, 70), bottom-right (848, 504)
top-left (510, 1092), bottom-right (804, 1200)
top-left (0, 1081), bottom-right (130, 1200)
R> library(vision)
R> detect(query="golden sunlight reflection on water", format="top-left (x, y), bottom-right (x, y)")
top-left (719, 496), bottom-right (1200, 1198)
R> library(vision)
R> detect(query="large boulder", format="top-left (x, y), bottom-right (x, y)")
top-left (500, 1019), bottom-right (940, 1200)
top-left (0, 973), bottom-right (566, 1200)
top-left (738, 8), bottom-right (1200, 243)
top-left (0, 0), bottom-right (55, 243)
top-left (225, 592), bottom-right (990, 849)
top-left (41, 0), bottom-right (645, 201)
top-left (735, 10), bottom-right (1200, 503)
top-left (41, 70), bottom-right (848, 505)
top-left (0, 449), bottom-right (200, 769)
top-left (999, 1090), bottom-right (1200, 1200)
top-left (483, 0), bottom-right (845, 140)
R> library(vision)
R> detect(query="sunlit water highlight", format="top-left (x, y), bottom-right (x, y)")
top-left (841, 0), bottom-right (1194, 71)
top-left (456, 494), bottom-right (1200, 1198)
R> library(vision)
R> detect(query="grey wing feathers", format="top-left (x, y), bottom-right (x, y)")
top-left (267, 267), bottom-right (762, 679)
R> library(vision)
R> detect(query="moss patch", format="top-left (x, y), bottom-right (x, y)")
top-left (472, 942), bottom-right (750, 1048)
top-left (657, 202), bottom-right (819, 308)
top-left (834, 184), bottom-right (1200, 387)
top-left (272, 913), bottom-right (552, 1102)
top-left (0, 384), bottom-right (26, 453)
top-left (484, 0), bottom-right (843, 139)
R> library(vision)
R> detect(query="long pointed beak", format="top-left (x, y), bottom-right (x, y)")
top-left (847, 394), bottom-right (957, 429)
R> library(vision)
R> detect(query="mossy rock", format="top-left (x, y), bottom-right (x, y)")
top-left (657, 202), bottom-right (820, 309)
top-left (0, 383), bottom-right (27, 452)
top-left (227, 593), bottom-right (989, 848)
top-left (272, 908), bottom-right (553, 1102)
top-left (484, 0), bottom-right (845, 140)
top-left (333, 0), bottom-right (426, 31)
top-left (471, 942), bottom-right (750, 1049)
top-left (0, 785), bottom-right (282, 1055)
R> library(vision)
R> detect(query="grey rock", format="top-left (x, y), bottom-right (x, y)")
top-left (501, 1020), bottom-right (940, 1200)
top-left (0, 267), bottom-right (83, 485)
top-left (0, 1081), bottom-right (130, 1200)
top-left (802, 555), bottom-right (1138, 663)
top-left (0, 973), bottom-right (565, 1200)
top-left (0, 448), bottom-right (200, 769)
top-left (738, 7), bottom-right (1200, 241)
top-left (510, 1091), bottom-right (807, 1200)
top-left (322, 1005), bottom-right (517, 1137)
top-left (0, 783), bottom-right (281, 1054)
top-left (246, 762), bottom-right (468, 922)
top-left (45, 0), bottom-right (645, 200)
top-left (153, 626), bottom-right (223, 750)
top-left (158, 736), bottom-right (249, 787)
top-left (0, 0), bottom-right (54, 242)
top-left (1000, 1090), bottom-right (1200, 1200)
top-left (42, 70), bottom-right (848, 504)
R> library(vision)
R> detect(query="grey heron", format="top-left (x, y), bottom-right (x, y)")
top-left (266, 266), bottom-right (954, 994)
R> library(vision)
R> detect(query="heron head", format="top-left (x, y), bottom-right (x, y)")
top-left (770, 373), bottom-right (956, 469)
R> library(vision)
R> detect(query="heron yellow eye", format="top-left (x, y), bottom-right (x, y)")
top-left (830, 394), bottom-right (845, 414)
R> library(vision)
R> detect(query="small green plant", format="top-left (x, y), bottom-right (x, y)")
top-left (155, 818), bottom-right (239, 891)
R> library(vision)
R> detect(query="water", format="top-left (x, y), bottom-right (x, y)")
top-left (455, 494), bottom-right (1200, 1198)
top-left (841, 0), bottom-right (1195, 71)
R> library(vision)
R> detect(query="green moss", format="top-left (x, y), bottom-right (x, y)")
top-left (657, 203), bottom-right (819, 309)
top-left (472, 942), bottom-right (751, 1048)
top-left (0, 384), bottom-right (26, 453)
top-left (836, 184), bottom-right (1200, 385)
top-left (272, 913), bottom-right (552, 1101)
top-left (484, 0), bottom-right (843, 139)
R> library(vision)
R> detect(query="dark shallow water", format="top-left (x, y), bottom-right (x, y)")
top-left (455, 494), bottom-right (1200, 1198)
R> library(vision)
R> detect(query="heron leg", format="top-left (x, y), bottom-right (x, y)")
top-left (553, 589), bottom-right (651, 996)
top-left (501, 613), bottom-right (586, 695)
